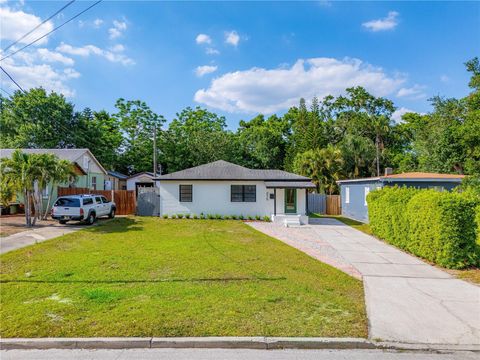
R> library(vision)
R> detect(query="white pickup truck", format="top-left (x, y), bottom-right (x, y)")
top-left (51, 194), bottom-right (116, 225)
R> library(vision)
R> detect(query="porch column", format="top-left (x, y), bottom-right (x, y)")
top-left (273, 188), bottom-right (277, 216)
top-left (305, 188), bottom-right (309, 215)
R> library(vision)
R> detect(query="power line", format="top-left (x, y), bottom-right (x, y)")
top-left (3, 0), bottom-right (77, 53)
top-left (0, 66), bottom-right (25, 93)
top-left (0, 87), bottom-right (12, 97)
top-left (0, 0), bottom-right (102, 62)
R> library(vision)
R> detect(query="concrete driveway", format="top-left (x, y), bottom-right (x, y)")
top-left (0, 222), bottom-right (85, 254)
top-left (248, 218), bottom-right (480, 345)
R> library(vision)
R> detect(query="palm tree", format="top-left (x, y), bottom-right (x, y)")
top-left (293, 146), bottom-right (344, 194)
top-left (42, 159), bottom-right (75, 219)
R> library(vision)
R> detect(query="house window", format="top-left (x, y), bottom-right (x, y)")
top-left (364, 187), bottom-right (370, 206)
top-left (429, 186), bottom-right (444, 192)
top-left (345, 187), bottom-right (350, 204)
top-left (231, 185), bottom-right (256, 202)
top-left (91, 176), bottom-right (97, 190)
top-left (83, 156), bottom-right (89, 170)
top-left (179, 185), bottom-right (193, 202)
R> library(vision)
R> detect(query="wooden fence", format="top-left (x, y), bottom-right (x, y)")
top-left (57, 187), bottom-right (136, 215)
top-left (308, 193), bottom-right (341, 215)
top-left (326, 195), bottom-right (341, 215)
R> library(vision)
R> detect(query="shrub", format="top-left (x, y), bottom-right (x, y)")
top-left (162, 214), bottom-right (169, 219)
top-left (200, 213), bottom-right (205, 219)
top-left (231, 215), bottom-right (238, 220)
top-left (255, 215), bottom-right (261, 220)
top-left (177, 213), bottom-right (184, 219)
top-left (185, 213), bottom-right (191, 219)
top-left (263, 216), bottom-right (270, 222)
top-left (193, 214), bottom-right (198, 219)
top-left (207, 214), bottom-right (214, 219)
top-left (215, 214), bottom-right (223, 220)
top-left (171, 214), bottom-right (177, 219)
top-left (239, 214), bottom-right (244, 220)
top-left (368, 187), bottom-right (479, 269)
top-left (247, 215), bottom-right (254, 220)
top-left (367, 186), bottom-right (419, 249)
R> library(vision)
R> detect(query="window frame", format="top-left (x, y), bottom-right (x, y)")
top-left (91, 176), bottom-right (97, 190)
top-left (230, 185), bottom-right (256, 203)
top-left (364, 187), bottom-right (370, 206)
top-left (179, 184), bottom-right (193, 202)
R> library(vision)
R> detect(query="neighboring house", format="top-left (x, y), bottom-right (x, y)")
top-left (0, 148), bottom-right (107, 209)
top-left (155, 160), bottom-right (315, 225)
top-left (337, 171), bottom-right (465, 223)
top-left (127, 172), bottom-right (156, 196)
top-left (105, 170), bottom-right (128, 190)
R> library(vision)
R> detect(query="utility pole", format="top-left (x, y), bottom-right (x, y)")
top-left (153, 124), bottom-right (157, 177)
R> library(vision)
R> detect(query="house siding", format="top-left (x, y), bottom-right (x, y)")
top-left (159, 181), bottom-right (307, 218)
top-left (339, 179), bottom-right (462, 223)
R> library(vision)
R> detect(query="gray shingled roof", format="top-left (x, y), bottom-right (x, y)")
top-left (156, 160), bottom-right (312, 181)
top-left (107, 170), bottom-right (128, 179)
top-left (0, 148), bottom-right (107, 175)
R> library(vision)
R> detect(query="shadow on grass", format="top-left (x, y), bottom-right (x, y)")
top-left (87, 217), bottom-right (144, 234)
top-left (0, 276), bottom-right (286, 284)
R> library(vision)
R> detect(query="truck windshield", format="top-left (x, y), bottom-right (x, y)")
top-left (54, 198), bottom-right (80, 207)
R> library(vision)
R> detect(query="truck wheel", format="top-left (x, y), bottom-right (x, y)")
top-left (59, 220), bottom-right (67, 225)
top-left (86, 212), bottom-right (96, 225)
top-left (109, 208), bottom-right (116, 219)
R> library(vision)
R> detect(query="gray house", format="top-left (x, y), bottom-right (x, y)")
top-left (337, 171), bottom-right (465, 223)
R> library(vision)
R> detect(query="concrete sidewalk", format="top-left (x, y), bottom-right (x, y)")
top-left (248, 218), bottom-right (480, 345)
top-left (0, 223), bottom-right (83, 254)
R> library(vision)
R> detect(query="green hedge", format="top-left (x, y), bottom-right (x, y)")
top-left (367, 187), bottom-right (479, 269)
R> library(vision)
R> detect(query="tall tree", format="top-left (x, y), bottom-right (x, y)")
top-left (113, 99), bottom-right (165, 175)
top-left (0, 88), bottom-right (75, 148)
top-left (160, 107), bottom-right (239, 172)
top-left (236, 114), bottom-right (289, 169)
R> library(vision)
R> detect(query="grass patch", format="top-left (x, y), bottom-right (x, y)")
top-left (0, 217), bottom-right (367, 338)
top-left (311, 214), bottom-right (373, 235)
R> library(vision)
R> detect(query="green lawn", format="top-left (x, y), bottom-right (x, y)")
top-left (311, 214), bottom-right (373, 235)
top-left (0, 217), bottom-right (367, 338)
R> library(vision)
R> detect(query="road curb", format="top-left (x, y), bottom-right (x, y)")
top-left (1, 337), bottom-right (478, 351)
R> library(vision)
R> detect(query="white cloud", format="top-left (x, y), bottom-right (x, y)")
top-left (93, 18), bottom-right (103, 28)
top-left (196, 33), bottom-right (212, 45)
top-left (195, 65), bottom-right (218, 77)
top-left (392, 107), bottom-right (415, 123)
top-left (362, 11), bottom-right (399, 32)
top-left (396, 84), bottom-right (426, 99)
top-left (440, 74), bottom-right (450, 83)
top-left (206, 47), bottom-right (220, 55)
top-left (37, 48), bottom-right (74, 66)
top-left (56, 43), bottom-right (135, 66)
top-left (0, 55), bottom-right (78, 97)
top-left (0, 6), bottom-right (54, 46)
top-left (224, 30), bottom-right (240, 46)
top-left (108, 19), bottom-right (127, 39)
top-left (110, 44), bottom-right (125, 52)
top-left (194, 57), bottom-right (408, 114)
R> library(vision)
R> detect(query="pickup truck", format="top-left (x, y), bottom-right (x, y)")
top-left (51, 194), bottom-right (116, 225)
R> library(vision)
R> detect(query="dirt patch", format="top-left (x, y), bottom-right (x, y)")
top-left (0, 216), bottom-right (57, 237)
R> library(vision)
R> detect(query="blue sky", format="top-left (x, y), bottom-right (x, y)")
top-left (1, 1), bottom-right (479, 128)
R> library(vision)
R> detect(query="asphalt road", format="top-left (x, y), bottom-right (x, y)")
top-left (1, 349), bottom-right (477, 360)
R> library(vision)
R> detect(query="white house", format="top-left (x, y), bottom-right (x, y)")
top-left (126, 172), bottom-right (157, 196)
top-left (155, 160), bottom-right (315, 225)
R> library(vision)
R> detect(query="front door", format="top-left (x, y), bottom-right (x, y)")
top-left (284, 188), bottom-right (297, 214)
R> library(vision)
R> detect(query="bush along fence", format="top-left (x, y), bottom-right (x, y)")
top-left (367, 186), bottom-right (480, 269)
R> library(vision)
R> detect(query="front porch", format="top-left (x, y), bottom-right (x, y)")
top-left (265, 181), bottom-right (316, 226)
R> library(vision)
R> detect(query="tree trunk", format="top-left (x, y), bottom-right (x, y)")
top-left (30, 192), bottom-right (37, 226)
top-left (43, 184), bottom-right (54, 220)
top-left (25, 190), bottom-right (31, 227)
top-left (375, 134), bottom-right (380, 177)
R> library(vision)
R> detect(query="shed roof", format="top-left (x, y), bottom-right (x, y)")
top-left (337, 172), bottom-right (465, 184)
top-left (107, 170), bottom-right (128, 179)
top-left (155, 160), bottom-right (311, 181)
